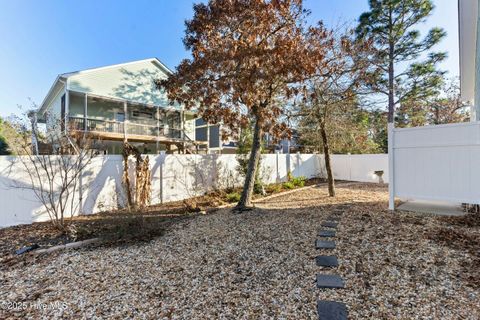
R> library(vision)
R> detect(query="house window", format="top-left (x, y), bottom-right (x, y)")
top-left (116, 112), bottom-right (125, 122)
top-left (132, 110), bottom-right (153, 120)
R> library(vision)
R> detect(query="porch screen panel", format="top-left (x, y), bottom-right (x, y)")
top-left (196, 127), bottom-right (208, 141)
top-left (209, 125), bottom-right (220, 148)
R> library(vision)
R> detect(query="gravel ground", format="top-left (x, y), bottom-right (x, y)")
top-left (1, 183), bottom-right (479, 319)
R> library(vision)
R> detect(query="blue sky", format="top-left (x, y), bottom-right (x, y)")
top-left (0, 0), bottom-right (459, 117)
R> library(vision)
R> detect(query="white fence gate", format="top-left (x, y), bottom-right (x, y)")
top-left (389, 122), bottom-right (480, 209)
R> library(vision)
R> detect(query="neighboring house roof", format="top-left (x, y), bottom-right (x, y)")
top-left (458, 0), bottom-right (477, 102)
top-left (37, 57), bottom-right (186, 116)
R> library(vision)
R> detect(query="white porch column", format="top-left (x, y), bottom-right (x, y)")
top-left (156, 107), bottom-right (160, 153)
top-left (388, 123), bottom-right (395, 210)
top-left (64, 88), bottom-right (69, 135)
top-left (84, 93), bottom-right (88, 131)
top-left (123, 101), bottom-right (128, 142)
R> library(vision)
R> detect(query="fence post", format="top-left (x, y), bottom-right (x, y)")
top-left (286, 152), bottom-right (291, 179)
top-left (212, 153), bottom-right (218, 190)
top-left (159, 151), bottom-right (166, 204)
top-left (78, 156), bottom-right (84, 215)
top-left (348, 153), bottom-right (352, 181)
top-left (275, 150), bottom-right (280, 183)
top-left (388, 123), bottom-right (395, 210)
top-left (296, 151), bottom-right (300, 177)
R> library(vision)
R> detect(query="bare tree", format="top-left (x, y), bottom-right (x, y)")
top-left (296, 29), bottom-right (373, 196)
top-left (396, 78), bottom-right (469, 127)
top-left (7, 118), bottom-right (96, 232)
top-left (429, 79), bottom-right (469, 124)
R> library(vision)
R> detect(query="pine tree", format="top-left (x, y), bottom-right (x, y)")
top-left (356, 0), bottom-right (446, 123)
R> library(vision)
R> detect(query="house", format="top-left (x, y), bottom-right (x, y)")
top-left (35, 58), bottom-right (233, 154)
top-left (458, 0), bottom-right (478, 120)
top-left (264, 130), bottom-right (302, 153)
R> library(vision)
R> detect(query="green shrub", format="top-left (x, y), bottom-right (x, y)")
top-left (266, 184), bottom-right (282, 193)
top-left (226, 192), bottom-right (241, 203)
top-left (282, 181), bottom-right (295, 189)
top-left (291, 176), bottom-right (306, 187)
top-left (287, 171), bottom-right (293, 182)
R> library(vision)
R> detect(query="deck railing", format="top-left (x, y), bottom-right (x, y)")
top-left (69, 117), bottom-right (184, 140)
top-left (70, 117), bottom-right (124, 134)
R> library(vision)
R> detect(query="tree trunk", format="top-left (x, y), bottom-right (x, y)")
top-left (320, 124), bottom-right (335, 197)
top-left (387, 7), bottom-right (395, 124)
top-left (236, 117), bottom-right (263, 210)
top-left (388, 41), bottom-right (395, 123)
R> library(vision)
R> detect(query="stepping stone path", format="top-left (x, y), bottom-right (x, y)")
top-left (318, 230), bottom-right (336, 237)
top-left (327, 215), bottom-right (341, 221)
top-left (315, 240), bottom-right (336, 249)
top-left (316, 274), bottom-right (345, 289)
top-left (316, 255), bottom-right (338, 267)
top-left (315, 207), bottom-right (348, 320)
top-left (317, 301), bottom-right (348, 320)
top-left (321, 221), bottom-right (338, 228)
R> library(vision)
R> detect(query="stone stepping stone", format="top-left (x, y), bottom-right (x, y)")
top-left (321, 221), bottom-right (338, 228)
top-left (316, 240), bottom-right (336, 249)
top-left (318, 230), bottom-right (336, 237)
top-left (316, 274), bottom-right (345, 289)
top-left (327, 215), bottom-right (341, 221)
top-left (317, 300), bottom-right (347, 320)
top-left (316, 255), bottom-right (338, 267)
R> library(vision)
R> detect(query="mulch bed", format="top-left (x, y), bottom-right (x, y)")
top-left (0, 178), bottom-right (324, 264)
top-left (0, 202), bottom-right (191, 263)
top-left (1, 182), bottom-right (477, 319)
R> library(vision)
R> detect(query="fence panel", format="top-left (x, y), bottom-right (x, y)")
top-left (0, 152), bottom-right (389, 227)
top-left (392, 122), bottom-right (480, 205)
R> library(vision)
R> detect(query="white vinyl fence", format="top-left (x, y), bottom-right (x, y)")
top-left (0, 153), bottom-right (388, 227)
top-left (390, 122), bottom-right (480, 208)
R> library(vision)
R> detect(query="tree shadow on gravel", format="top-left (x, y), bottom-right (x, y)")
top-left (0, 212), bottom-right (196, 270)
top-left (252, 201), bottom-right (479, 291)
top-left (425, 213), bottom-right (480, 289)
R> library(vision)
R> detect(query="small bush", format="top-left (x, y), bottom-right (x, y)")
top-left (287, 171), bottom-right (293, 182)
top-left (291, 176), bottom-right (306, 187)
top-left (283, 181), bottom-right (295, 189)
top-left (226, 192), bottom-right (241, 203)
top-left (266, 184), bottom-right (282, 193)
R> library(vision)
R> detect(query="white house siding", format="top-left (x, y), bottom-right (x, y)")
top-left (66, 60), bottom-right (176, 108)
